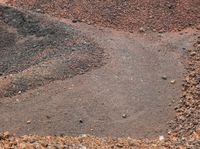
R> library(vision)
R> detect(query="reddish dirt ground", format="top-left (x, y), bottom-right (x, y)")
top-left (6, 0), bottom-right (200, 33)
top-left (0, 1), bottom-right (200, 149)
top-left (0, 4), bottom-right (199, 138)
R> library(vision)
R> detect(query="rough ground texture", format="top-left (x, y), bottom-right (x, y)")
top-left (6, 0), bottom-right (200, 32)
top-left (0, 1), bottom-right (200, 149)
top-left (170, 37), bottom-right (200, 137)
top-left (0, 128), bottom-right (200, 148)
top-left (0, 5), bottom-right (105, 97)
top-left (0, 32), bottom-right (200, 149)
top-left (0, 5), bottom-right (195, 139)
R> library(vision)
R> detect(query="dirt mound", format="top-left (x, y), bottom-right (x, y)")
top-left (6, 0), bottom-right (200, 32)
top-left (0, 5), bottom-right (105, 97)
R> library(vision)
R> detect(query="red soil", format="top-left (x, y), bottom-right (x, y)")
top-left (6, 0), bottom-right (200, 32)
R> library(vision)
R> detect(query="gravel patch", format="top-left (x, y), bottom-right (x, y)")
top-left (0, 5), bottom-right (105, 97)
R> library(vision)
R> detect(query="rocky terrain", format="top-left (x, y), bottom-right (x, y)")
top-left (0, 0), bottom-right (200, 148)
top-left (6, 0), bottom-right (200, 32)
top-left (0, 5), bottom-right (105, 97)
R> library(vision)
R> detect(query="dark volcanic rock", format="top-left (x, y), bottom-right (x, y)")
top-left (0, 5), bottom-right (105, 97)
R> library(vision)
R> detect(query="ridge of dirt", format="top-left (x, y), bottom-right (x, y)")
top-left (0, 5), bottom-right (105, 97)
top-left (6, 0), bottom-right (200, 33)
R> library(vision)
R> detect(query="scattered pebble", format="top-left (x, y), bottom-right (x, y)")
top-left (161, 75), bottom-right (167, 80)
top-left (35, 9), bottom-right (42, 13)
top-left (27, 120), bottom-right (31, 124)
top-left (122, 114), bottom-right (128, 118)
top-left (190, 52), bottom-right (196, 56)
top-left (139, 27), bottom-right (145, 32)
top-left (80, 134), bottom-right (87, 138)
top-left (72, 19), bottom-right (78, 23)
top-left (72, 19), bottom-right (81, 23)
top-left (170, 80), bottom-right (176, 84)
top-left (159, 135), bottom-right (165, 141)
top-left (79, 119), bottom-right (83, 123)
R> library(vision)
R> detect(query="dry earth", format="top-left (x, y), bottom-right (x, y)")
top-left (6, 0), bottom-right (200, 32)
top-left (0, 5), bottom-right (105, 97)
top-left (0, 0), bottom-right (200, 148)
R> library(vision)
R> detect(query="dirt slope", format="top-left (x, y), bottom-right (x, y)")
top-left (0, 5), bottom-right (105, 97)
top-left (6, 0), bottom-right (200, 32)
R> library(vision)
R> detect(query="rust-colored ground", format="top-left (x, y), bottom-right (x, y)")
top-left (0, 1), bottom-right (200, 148)
top-left (6, 0), bottom-right (200, 32)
